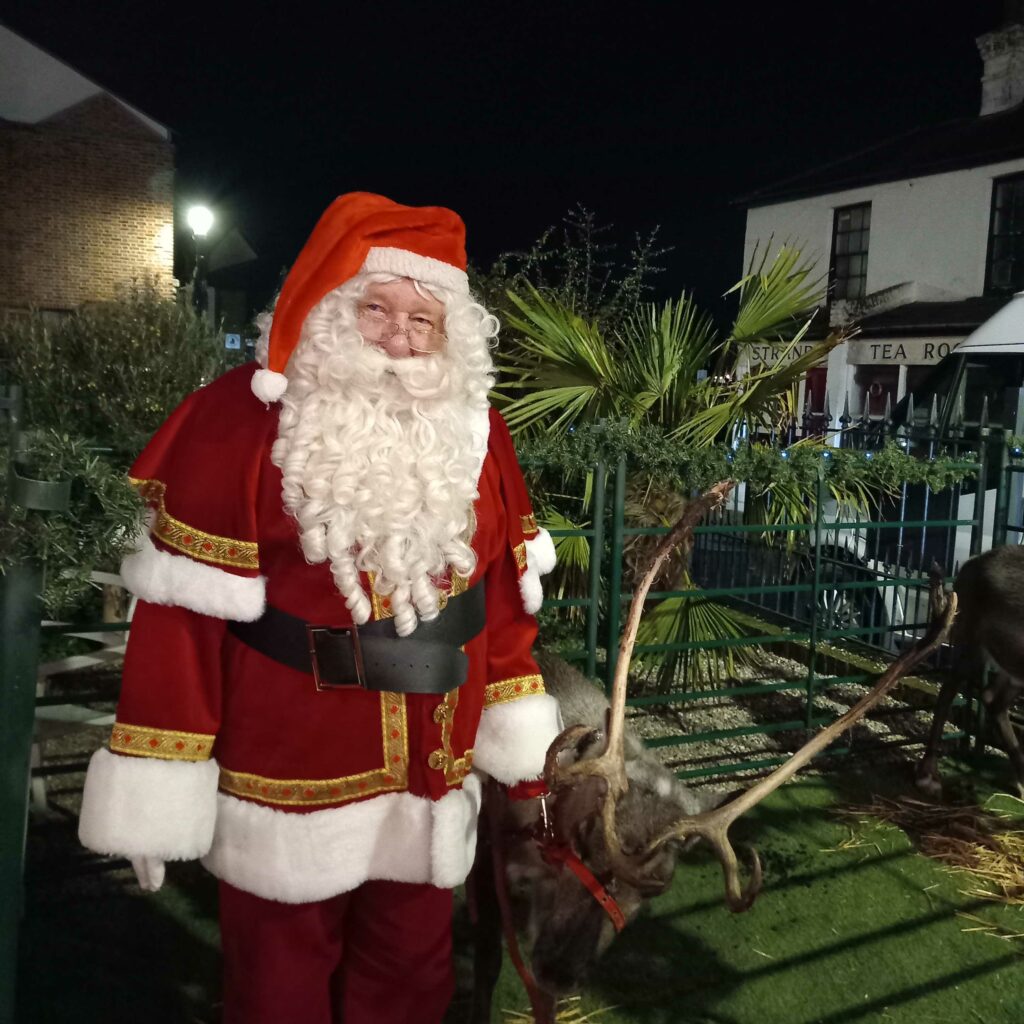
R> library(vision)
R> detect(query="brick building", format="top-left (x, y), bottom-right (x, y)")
top-left (0, 24), bottom-right (174, 313)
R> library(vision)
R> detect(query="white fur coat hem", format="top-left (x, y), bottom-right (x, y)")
top-left (202, 775), bottom-right (483, 902)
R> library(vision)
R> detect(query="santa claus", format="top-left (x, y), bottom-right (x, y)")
top-left (78, 192), bottom-right (560, 1024)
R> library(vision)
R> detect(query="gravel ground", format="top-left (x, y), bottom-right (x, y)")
top-left (624, 649), bottom-right (959, 791)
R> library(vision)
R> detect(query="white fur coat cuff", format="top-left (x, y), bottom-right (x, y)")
top-left (472, 692), bottom-right (562, 785)
top-left (78, 748), bottom-right (220, 860)
top-left (519, 528), bottom-right (557, 614)
top-left (121, 530), bottom-right (266, 621)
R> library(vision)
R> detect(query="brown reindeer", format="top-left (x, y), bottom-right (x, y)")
top-left (470, 482), bottom-right (957, 1024)
top-left (916, 545), bottom-right (1024, 798)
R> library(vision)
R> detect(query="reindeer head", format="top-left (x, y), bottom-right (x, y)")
top-left (526, 482), bottom-right (957, 997)
top-left (503, 713), bottom-right (719, 995)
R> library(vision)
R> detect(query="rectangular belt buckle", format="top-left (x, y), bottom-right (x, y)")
top-left (306, 624), bottom-right (366, 691)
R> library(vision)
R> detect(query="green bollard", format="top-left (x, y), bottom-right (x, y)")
top-left (0, 559), bottom-right (44, 1024)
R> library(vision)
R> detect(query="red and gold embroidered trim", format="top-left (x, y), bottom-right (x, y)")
top-left (131, 477), bottom-right (259, 571)
top-left (218, 692), bottom-right (409, 807)
top-left (484, 674), bottom-right (546, 708)
top-left (110, 722), bottom-right (215, 761)
top-left (368, 569), bottom-right (470, 619)
top-left (513, 542), bottom-right (528, 571)
top-left (448, 750), bottom-right (474, 785)
top-left (521, 513), bottom-right (539, 538)
top-left (435, 688), bottom-right (466, 785)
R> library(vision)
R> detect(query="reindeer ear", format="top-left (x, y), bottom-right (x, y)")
top-left (553, 727), bottom-right (606, 766)
top-left (551, 775), bottom-right (608, 846)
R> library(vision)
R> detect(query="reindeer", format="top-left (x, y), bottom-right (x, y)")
top-left (471, 482), bottom-right (957, 1024)
top-left (916, 545), bottom-right (1024, 798)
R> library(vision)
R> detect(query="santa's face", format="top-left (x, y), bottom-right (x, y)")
top-left (357, 278), bottom-right (446, 359)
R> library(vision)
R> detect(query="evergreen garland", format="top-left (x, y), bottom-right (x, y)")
top-left (518, 420), bottom-right (981, 495)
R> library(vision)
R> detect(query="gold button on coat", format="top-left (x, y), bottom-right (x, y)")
top-left (428, 749), bottom-right (449, 771)
top-left (432, 704), bottom-right (451, 724)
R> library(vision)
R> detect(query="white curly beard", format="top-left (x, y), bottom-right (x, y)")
top-left (269, 280), bottom-right (493, 636)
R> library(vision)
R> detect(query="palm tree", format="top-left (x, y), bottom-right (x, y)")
top-left (494, 245), bottom-right (853, 688)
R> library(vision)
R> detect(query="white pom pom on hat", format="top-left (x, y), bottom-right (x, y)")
top-left (250, 192), bottom-right (470, 404)
top-left (251, 368), bottom-right (289, 404)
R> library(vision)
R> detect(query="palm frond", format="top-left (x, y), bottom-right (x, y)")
top-left (617, 294), bottom-right (718, 427)
top-left (727, 243), bottom-right (825, 348)
top-left (496, 285), bottom-right (623, 432)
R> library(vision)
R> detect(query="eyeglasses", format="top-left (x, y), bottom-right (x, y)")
top-left (357, 308), bottom-right (446, 353)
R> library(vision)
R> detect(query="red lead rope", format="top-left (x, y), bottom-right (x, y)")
top-left (539, 842), bottom-right (627, 932)
top-left (489, 780), bottom-right (629, 1022)
top-left (505, 781), bottom-right (627, 933)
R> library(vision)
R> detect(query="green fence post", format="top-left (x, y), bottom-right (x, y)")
top-left (805, 467), bottom-right (825, 734)
top-left (992, 436), bottom-right (1012, 550)
top-left (605, 458), bottom-right (626, 695)
top-left (586, 461), bottom-right (606, 680)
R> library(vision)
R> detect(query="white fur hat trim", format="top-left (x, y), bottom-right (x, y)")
top-left (361, 247), bottom-right (469, 294)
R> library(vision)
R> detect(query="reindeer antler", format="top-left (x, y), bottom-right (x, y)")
top-left (644, 574), bottom-right (958, 910)
top-left (544, 481), bottom-right (736, 880)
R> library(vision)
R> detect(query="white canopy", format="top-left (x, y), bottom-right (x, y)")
top-left (958, 292), bottom-right (1024, 353)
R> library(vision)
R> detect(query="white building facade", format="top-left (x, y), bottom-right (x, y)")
top-left (739, 17), bottom-right (1024, 425)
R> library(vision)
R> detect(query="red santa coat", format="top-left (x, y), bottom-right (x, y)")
top-left (78, 364), bottom-right (560, 903)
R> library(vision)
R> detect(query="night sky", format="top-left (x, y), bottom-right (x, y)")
top-left (0, 0), bottom-right (1009, 315)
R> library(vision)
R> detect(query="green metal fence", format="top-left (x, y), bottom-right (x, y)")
top-left (527, 422), bottom-right (1024, 784)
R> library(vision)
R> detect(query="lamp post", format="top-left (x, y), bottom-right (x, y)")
top-left (187, 204), bottom-right (214, 317)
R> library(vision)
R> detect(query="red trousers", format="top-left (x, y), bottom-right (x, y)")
top-left (219, 879), bottom-right (455, 1024)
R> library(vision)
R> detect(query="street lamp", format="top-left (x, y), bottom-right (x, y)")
top-left (187, 204), bottom-right (214, 315)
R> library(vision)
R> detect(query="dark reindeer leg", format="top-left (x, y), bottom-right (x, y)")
top-left (985, 670), bottom-right (1024, 798)
top-left (468, 799), bottom-right (504, 1024)
top-left (916, 675), bottom-right (962, 796)
top-left (917, 642), bottom-right (980, 797)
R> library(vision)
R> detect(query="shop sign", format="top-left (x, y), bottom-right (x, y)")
top-left (852, 338), bottom-right (960, 366)
top-left (744, 342), bottom-right (822, 366)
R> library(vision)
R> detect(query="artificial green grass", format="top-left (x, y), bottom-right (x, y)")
top-left (17, 759), bottom-right (1024, 1024)
top-left (483, 759), bottom-right (1024, 1024)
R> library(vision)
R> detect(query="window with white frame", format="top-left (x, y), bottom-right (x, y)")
top-left (829, 202), bottom-right (871, 301)
top-left (986, 171), bottom-right (1024, 295)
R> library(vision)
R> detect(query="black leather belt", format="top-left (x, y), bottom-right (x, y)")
top-left (227, 583), bottom-right (486, 694)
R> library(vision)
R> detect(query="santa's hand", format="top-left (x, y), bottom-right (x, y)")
top-left (130, 855), bottom-right (166, 892)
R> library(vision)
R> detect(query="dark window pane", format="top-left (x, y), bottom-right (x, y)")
top-left (835, 255), bottom-right (849, 277)
top-left (837, 210), bottom-right (852, 231)
top-left (836, 233), bottom-right (849, 255)
top-left (862, 206), bottom-right (871, 229)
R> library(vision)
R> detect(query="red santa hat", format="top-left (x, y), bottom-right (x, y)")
top-left (252, 191), bottom-right (470, 403)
